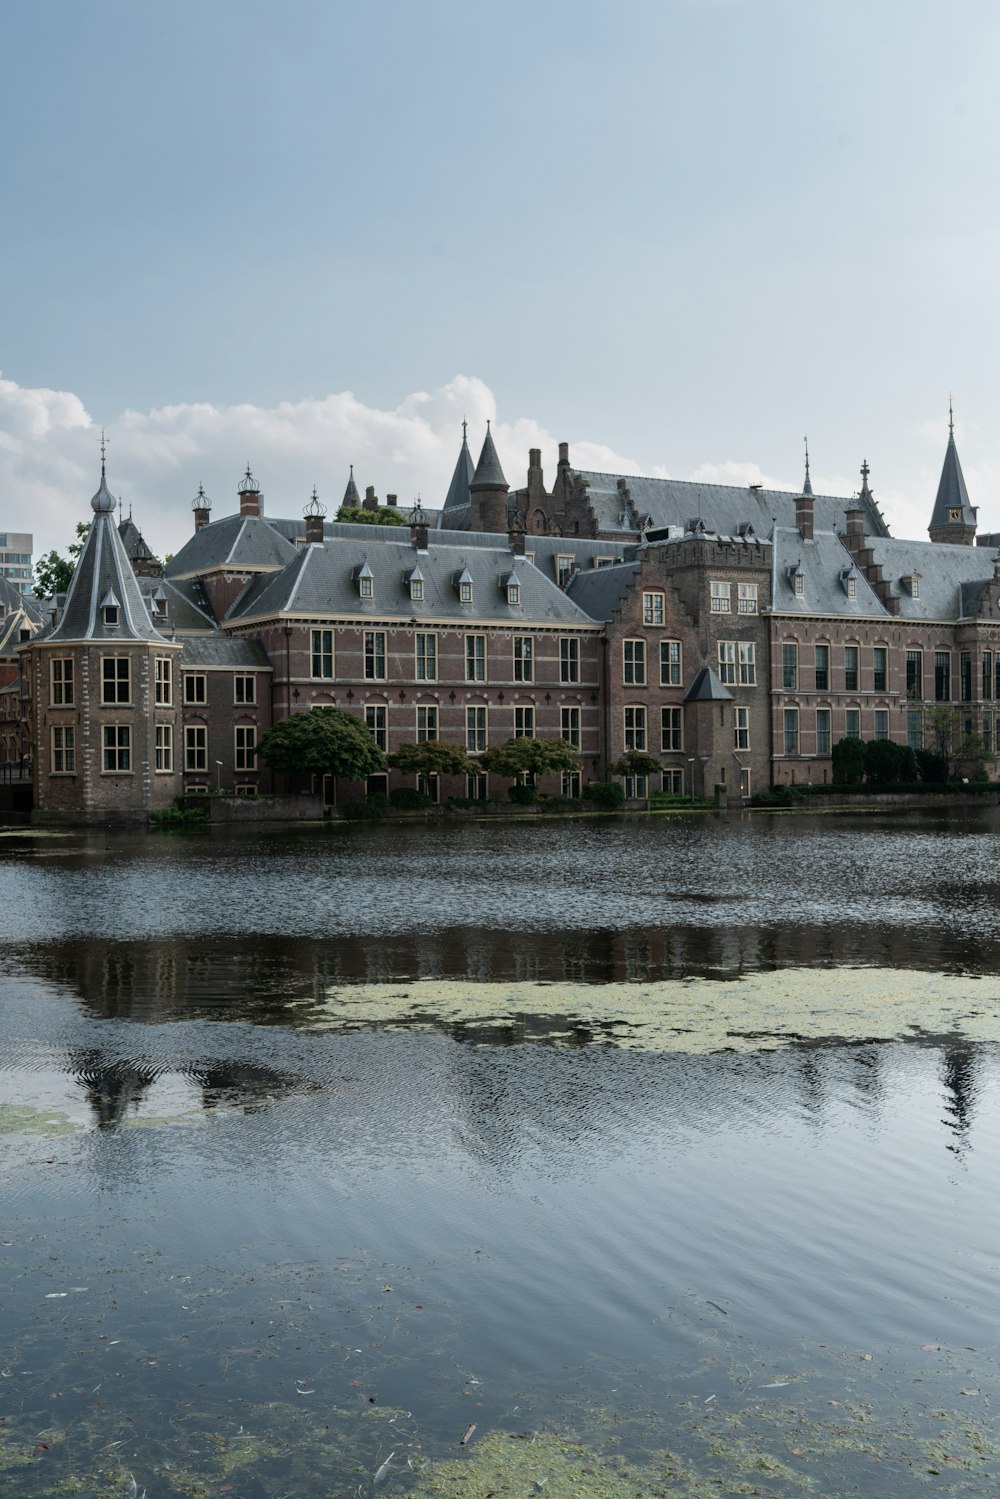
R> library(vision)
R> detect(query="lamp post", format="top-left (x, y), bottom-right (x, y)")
top-left (687, 757), bottom-right (695, 807)
top-left (215, 759), bottom-right (223, 792)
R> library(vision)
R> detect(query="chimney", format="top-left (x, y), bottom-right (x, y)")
top-left (796, 493), bottom-right (814, 541)
top-left (305, 513), bottom-right (324, 544)
top-left (363, 485), bottom-right (379, 513)
top-left (192, 484), bottom-right (212, 532)
top-left (508, 511), bottom-right (526, 555)
top-left (844, 504), bottom-right (865, 539)
top-left (238, 465), bottom-right (262, 518)
top-left (558, 441), bottom-right (570, 466)
top-left (385, 493), bottom-right (398, 507)
top-left (409, 499), bottom-right (429, 550)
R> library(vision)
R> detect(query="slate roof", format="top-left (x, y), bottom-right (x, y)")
top-left (180, 636), bottom-right (272, 667)
top-left (443, 431), bottom-right (476, 511)
top-left (929, 430), bottom-right (976, 530)
top-left (471, 425), bottom-right (508, 489)
top-left (573, 470), bottom-right (891, 540)
top-left (228, 537), bottom-right (597, 627)
top-left (46, 475), bottom-right (170, 644)
top-left (770, 527), bottom-right (887, 617)
top-left (565, 562), bottom-right (641, 621)
top-left (684, 666), bottom-right (733, 702)
top-left (342, 467), bottom-right (362, 509)
top-left (135, 575), bottom-right (220, 633)
top-left (118, 515), bottom-right (160, 566)
top-left (865, 535), bottom-right (999, 620)
top-left (165, 514), bottom-right (298, 579)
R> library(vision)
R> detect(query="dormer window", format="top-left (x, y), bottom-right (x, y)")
top-left (405, 564), bottom-right (424, 602)
top-left (101, 589), bottom-right (121, 627)
top-left (500, 573), bottom-right (520, 606)
top-left (795, 573), bottom-right (805, 597)
top-left (847, 576), bottom-right (857, 599)
top-left (355, 561), bottom-right (374, 599)
top-left (455, 567), bottom-right (474, 604)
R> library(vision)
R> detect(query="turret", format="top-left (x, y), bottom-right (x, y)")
top-left (469, 422), bottom-right (509, 534)
top-left (929, 400), bottom-right (977, 545)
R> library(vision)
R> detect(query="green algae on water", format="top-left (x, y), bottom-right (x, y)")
top-left (0, 1103), bottom-right (77, 1136)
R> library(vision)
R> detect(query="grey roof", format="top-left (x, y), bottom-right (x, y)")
top-left (770, 527), bottom-right (887, 616)
top-left (565, 561), bottom-right (641, 621)
top-left (0, 572), bottom-right (42, 626)
top-left (929, 431), bottom-right (976, 530)
top-left (865, 535), bottom-right (999, 620)
top-left (342, 467), bottom-right (362, 509)
top-left (471, 425), bottom-right (508, 489)
top-left (46, 488), bottom-right (170, 644)
top-left (684, 666), bottom-right (733, 703)
top-left (574, 470), bottom-right (891, 541)
top-left (165, 514), bottom-right (298, 579)
top-left (136, 575), bottom-right (220, 633)
top-left (443, 431), bottom-right (476, 511)
top-left (118, 515), bottom-right (159, 564)
top-left (180, 636), bottom-right (272, 668)
top-left (228, 536), bottom-right (597, 627)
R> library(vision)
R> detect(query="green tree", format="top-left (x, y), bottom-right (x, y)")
top-left (481, 736), bottom-right (581, 780)
top-left (923, 705), bottom-right (988, 779)
top-left (33, 522), bottom-right (90, 598)
top-left (863, 739), bottom-right (917, 785)
top-left (609, 749), bottom-right (663, 778)
top-left (256, 707), bottom-right (386, 781)
top-left (388, 741), bottom-right (473, 777)
top-left (831, 736), bottom-right (866, 786)
top-left (335, 504), bottom-right (408, 527)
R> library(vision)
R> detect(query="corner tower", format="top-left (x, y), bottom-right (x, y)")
top-left (929, 400), bottom-right (977, 545)
top-left (469, 422), bottom-right (510, 534)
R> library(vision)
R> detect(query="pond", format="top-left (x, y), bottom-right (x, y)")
top-left (2, 808), bottom-right (1000, 1497)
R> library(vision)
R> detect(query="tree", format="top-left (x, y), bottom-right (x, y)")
top-left (335, 504), bottom-right (408, 527)
top-left (480, 736), bottom-right (581, 780)
top-left (256, 707), bottom-right (386, 781)
top-left (609, 749), bottom-right (663, 778)
top-left (923, 705), bottom-right (988, 780)
top-left (831, 736), bottom-right (866, 786)
top-left (863, 739), bottom-right (917, 785)
top-left (388, 741), bottom-right (473, 777)
top-left (33, 522), bottom-right (91, 599)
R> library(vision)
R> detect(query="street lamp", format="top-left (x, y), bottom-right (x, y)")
top-left (215, 759), bottom-right (223, 792)
top-left (687, 757), bottom-right (696, 807)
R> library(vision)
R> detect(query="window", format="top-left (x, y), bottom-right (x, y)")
top-left (624, 774), bottom-right (648, 799)
top-left (983, 652), bottom-right (993, 701)
top-left (794, 572), bottom-right (805, 598)
top-left (985, 714), bottom-right (993, 756)
top-left (738, 641), bottom-right (756, 686)
top-left (365, 704), bottom-right (387, 750)
top-left (561, 706), bottom-right (580, 748)
top-left (738, 582), bottom-right (758, 614)
top-left (559, 638), bottom-right (579, 684)
top-left (906, 650), bottom-right (922, 700)
top-left (184, 672), bottom-right (206, 705)
top-left (739, 767), bottom-right (751, 799)
top-left (184, 726), bottom-right (207, 772)
top-left (51, 658), bottom-right (74, 706)
top-left (816, 708), bottom-right (831, 756)
top-left (734, 706), bottom-right (750, 750)
top-left (624, 706), bottom-right (647, 751)
top-left (845, 708), bottom-right (861, 740)
top-left (359, 574), bottom-right (374, 599)
top-left (623, 639), bottom-right (646, 685)
top-left (416, 705), bottom-right (438, 742)
top-left (846, 576), bottom-right (857, 600)
top-left (466, 706), bottom-right (487, 753)
top-left (874, 710), bottom-right (889, 741)
top-left (467, 774), bottom-right (488, 801)
top-left (506, 582), bottom-right (520, 606)
top-left (155, 724), bottom-right (172, 772)
top-left (459, 579), bottom-right (473, 604)
top-left (873, 647), bottom-right (888, 694)
top-left (234, 674), bottom-right (255, 704)
top-left (409, 578), bottom-right (424, 602)
top-left (364, 631), bottom-right (386, 680)
top-left (561, 772), bottom-right (582, 798)
top-left (51, 725), bottom-right (75, 773)
top-left (844, 646), bottom-right (859, 693)
top-left (103, 604), bottom-right (119, 627)
top-left (311, 630), bottom-right (334, 679)
top-left (556, 555), bottom-right (574, 587)
top-left (717, 641), bottom-right (737, 686)
top-left (515, 706), bottom-right (535, 738)
top-left (782, 643), bottom-right (798, 691)
top-left (911, 576), bottom-right (921, 599)
top-left (906, 710), bottom-right (923, 751)
top-left (935, 651), bottom-right (951, 701)
top-left (103, 725), bottom-right (131, 772)
top-left (662, 768), bottom-right (684, 795)
top-left (660, 640), bottom-right (682, 686)
top-left (643, 591), bottom-right (665, 626)
top-left (815, 644), bottom-right (830, 691)
top-left (513, 636), bottom-right (533, 682)
top-left (710, 581), bottom-right (731, 613)
top-left (103, 657), bottom-right (131, 704)
top-left (235, 725), bottom-right (256, 770)
top-left (661, 706), bottom-right (683, 751)
top-left (465, 634), bottom-right (486, 682)
top-left (960, 651), bottom-right (973, 702)
top-left (155, 658), bottom-right (172, 705)
top-left (415, 633), bottom-right (437, 681)
top-left (783, 708), bottom-right (799, 755)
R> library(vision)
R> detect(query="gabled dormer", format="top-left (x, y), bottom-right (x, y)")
top-left (354, 560), bottom-right (374, 600)
top-left (101, 589), bottom-right (121, 628)
top-left (454, 566), bottom-right (474, 604)
top-left (499, 571), bottom-right (521, 606)
top-left (404, 564), bottom-right (424, 602)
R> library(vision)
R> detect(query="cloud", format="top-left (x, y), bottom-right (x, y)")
top-left (0, 372), bottom-right (654, 562)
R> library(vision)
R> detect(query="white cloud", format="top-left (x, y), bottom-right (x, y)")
top-left (0, 372), bottom-right (653, 563)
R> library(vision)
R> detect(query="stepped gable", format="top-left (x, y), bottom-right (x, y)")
top-left (46, 470), bottom-right (170, 644)
top-left (574, 470), bottom-right (891, 540)
top-left (165, 513), bottom-right (297, 580)
top-left (227, 535), bottom-right (595, 627)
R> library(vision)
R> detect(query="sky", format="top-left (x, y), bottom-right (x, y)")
top-left (3, 0), bottom-right (1000, 563)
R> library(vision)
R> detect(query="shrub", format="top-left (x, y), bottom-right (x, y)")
top-left (831, 736), bottom-right (866, 785)
top-left (864, 738), bottom-right (918, 785)
top-left (150, 805), bottom-right (209, 828)
top-left (916, 748), bottom-right (949, 783)
top-left (539, 794), bottom-right (576, 813)
top-left (343, 800), bottom-right (382, 820)
top-left (508, 783), bottom-right (537, 805)
top-left (388, 786), bottom-right (428, 810)
top-left (584, 780), bottom-right (625, 809)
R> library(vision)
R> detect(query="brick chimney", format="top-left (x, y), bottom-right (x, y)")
top-left (409, 499), bottom-right (429, 550)
top-left (238, 465), bottom-right (262, 518)
top-left (192, 484), bottom-right (212, 533)
top-left (363, 485), bottom-right (379, 513)
top-left (304, 487), bottom-right (327, 544)
top-left (385, 493), bottom-right (398, 508)
top-left (508, 510), bottom-right (526, 555)
top-left (796, 492), bottom-right (814, 540)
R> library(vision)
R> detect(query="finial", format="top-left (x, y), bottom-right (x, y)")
top-left (949, 393), bottom-right (955, 438)
top-left (304, 486), bottom-right (327, 518)
top-left (486, 418), bottom-right (491, 430)
top-left (861, 459), bottom-right (869, 481)
top-left (804, 436), bottom-right (810, 477)
top-left (462, 418), bottom-right (468, 441)
top-left (350, 463), bottom-right (354, 475)
top-left (100, 428), bottom-right (108, 479)
top-left (238, 463), bottom-right (258, 494)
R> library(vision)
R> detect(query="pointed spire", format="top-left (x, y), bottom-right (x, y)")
top-left (470, 420), bottom-right (508, 490)
top-left (342, 464), bottom-right (362, 509)
top-left (859, 458), bottom-right (872, 501)
top-left (929, 397), bottom-right (976, 541)
top-left (802, 436), bottom-right (813, 495)
top-left (443, 422), bottom-right (476, 510)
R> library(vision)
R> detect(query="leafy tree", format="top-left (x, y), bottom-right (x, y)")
top-left (609, 749), bottom-right (663, 778)
top-left (923, 705), bottom-right (989, 779)
top-left (335, 504), bottom-right (408, 527)
top-left (388, 741), bottom-right (473, 777)
top-left (256, 707), bottom-right (385, 781)
top-left (864, 739), bottom-right (917, 785)
top-left (831, 736), bottom-right (865, 786)
top-left (915, 748), bottom-right (949, 783)
top-left (480, 736), bottom-right (581, 781)
top-left (33, 522), bottom-right (90, 598)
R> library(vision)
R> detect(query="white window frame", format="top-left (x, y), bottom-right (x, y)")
top-left (642, 591), bottom-right (665, 626)
top-left (465, 634), bottom-right (486, 683)
top-left (710, 581), bottom-right (731, 613)
top-left (415, 633), bottom-right (437, 682)
top-left (311, 629), bottom-right (334, 679)
top-left (513, 636), bottom-right (534, 682)
top-left (717, 640), bottom-right (737, 686)
top-left (623, 639), bottom-right (646, 686)
top-left (364, 630), bottom-right (387, 681)
top-left (737, 582), bottom-right (758, 614)
top-left (365, 704), bottom-right (387, 750)
top-left (660, 639), bottom-right (682, 686)
top-left (155, 723), bottom-right (173, 772)
top-left (624, 705), bottom-right (647, 751)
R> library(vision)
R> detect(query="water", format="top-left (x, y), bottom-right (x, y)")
top-left (2, 809), bottom-right (1000, 1496)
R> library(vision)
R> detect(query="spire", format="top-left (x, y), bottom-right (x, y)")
top-left (443, 422), bottom-right (476, 510)
top-left (342, 465), bottom-right (362, 509)
top-left (802, 436), bottom-right (813, 495)
top-left (859, 458), bottom-right (872, 501)
top-left (470, 421), bottom-right (508, 490)
top-left (929, 399), bottom-right (976, 543)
